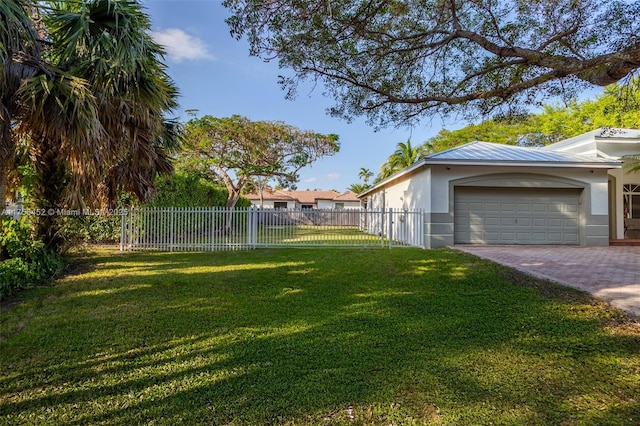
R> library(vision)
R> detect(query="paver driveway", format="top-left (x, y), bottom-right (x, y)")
top-left (454, 245), bottom-right (640, 317)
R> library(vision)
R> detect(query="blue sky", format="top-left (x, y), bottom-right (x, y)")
top-left (144, 0), bottom-right (463, 192)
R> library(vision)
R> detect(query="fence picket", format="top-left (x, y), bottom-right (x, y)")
top-left (121, 207), bottom-right (424, 251)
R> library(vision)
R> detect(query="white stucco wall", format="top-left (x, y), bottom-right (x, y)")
top-left (317, 199), bottom-right (333, 209)
top-left (336, 201), bottom-right (362, 209)
top-left (428, 165), bottom-right (609, 215)
top-left (249, 200), bottom-right (295, 209)
top-left (368, 165), bottom-right (608, 214)
top-left (365, 169), bottom-right (432, 211)
top-left (364, 163), bottom-right (613, 246)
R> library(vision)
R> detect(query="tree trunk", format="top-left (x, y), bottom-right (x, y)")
top-left (0, 158), bottom-right (10, 261)
top-left (0, 159), bottom-right (9, 214)
top-left (31, 137), bottom-right (67, 250)
top-left (219, 188), bottom-right (242, 235)
top-left (0, 122), bottom-right (15, 212)
top-left (225, 188), bottom-right (241, 209)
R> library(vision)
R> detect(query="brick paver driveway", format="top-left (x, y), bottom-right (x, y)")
top-left (454, 245), bottom-right (640, 317)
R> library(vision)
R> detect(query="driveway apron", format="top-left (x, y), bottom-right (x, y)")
top-left (454, 245), bottom-right (640, 317)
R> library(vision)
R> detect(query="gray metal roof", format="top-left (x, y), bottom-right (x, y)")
top-left (357, 140), bottom-right (622, 199)
top-left (426, 141), bottom-right (618, 164)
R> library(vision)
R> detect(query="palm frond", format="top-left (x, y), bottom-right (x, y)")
top-left (623, 154), bottom-right (640, 173)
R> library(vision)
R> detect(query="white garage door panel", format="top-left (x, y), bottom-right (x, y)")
top-left (454, 187), bottom-right (580, 245)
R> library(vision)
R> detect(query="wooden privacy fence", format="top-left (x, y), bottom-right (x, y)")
top-left (120, 207), bottom-right (425, 251)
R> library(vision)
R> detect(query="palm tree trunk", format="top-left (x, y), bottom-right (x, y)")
top-left (31, 136), bottom-right (67, 250)
top-left (0, 160), bottom-right (9, 213)
top-left (0, 122), bottom-right (15, 211)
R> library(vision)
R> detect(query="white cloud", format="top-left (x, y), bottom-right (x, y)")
top-left (303, 177), bottom-right (317, 183)
top-left (151, 28), bottom-right (213, 63)
top-left (326, 173), bottom-right (340, 180)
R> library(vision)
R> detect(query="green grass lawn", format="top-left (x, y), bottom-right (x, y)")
top-left (132, 225), bottom-right (392, 251)
top-left (258, 226), bottom-right (388, 246)
top-left (1, 248), bottom-right (639, 425)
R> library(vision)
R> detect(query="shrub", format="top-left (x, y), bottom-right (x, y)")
top-left (44, 172), bottom-right (253, 248)
top-left (147, 172), bottom-right (251, 208)
top-left (0, 217), bottom-right (64, 300)
top-left (58, 214), bottom-right (122, 246)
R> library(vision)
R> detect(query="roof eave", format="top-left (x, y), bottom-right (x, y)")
top-left (424, 159), bottom-right (622, 168)
top-left (357, 160), bottom-right (428, 198)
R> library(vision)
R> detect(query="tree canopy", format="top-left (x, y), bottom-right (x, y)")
top-left (147, 171), bottom-right (250, 208)
top-left (369, 79), bottom-right (640, 179)
top-left (423, 78), bottom-right (640, 153)
top-left (224, 0), bottom-right (640, 127)
top-left (1, 0), bottom-right (180, 249)
top-left (2, 1), bottom-right (179, 210)
top-left (378, 140), bottom-right (427, 181)
top-left (182, 115), bottom-right (339, 208)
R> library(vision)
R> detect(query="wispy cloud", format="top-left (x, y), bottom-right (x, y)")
top-left (326, 173), bottom-right (340, 180)
top-left (151, 28), bottom-right (213, 63)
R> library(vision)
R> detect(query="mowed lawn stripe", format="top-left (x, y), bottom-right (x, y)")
top-left (1, 248), bottom-right (639, 425)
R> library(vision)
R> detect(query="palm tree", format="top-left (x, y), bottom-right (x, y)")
top-left (624, 155), bottom-right (640, 173)
top-left (378, 139), bottom-right (425, 179)
top-left (7, 0), bottom-right (180, 248)
top-left (42, 0), bottom-right (179, 206)
top-left (0, 0), bottom-right (46, 205)
top-left (348, 183), bottom-right (369, 194)
top-left (358, 167), bottom-right (373, 184)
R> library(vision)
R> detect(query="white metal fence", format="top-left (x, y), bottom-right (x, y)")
top-left (120, 207), bottom-right (424, 251)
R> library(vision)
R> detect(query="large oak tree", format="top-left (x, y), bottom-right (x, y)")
top-left (224, 0), bottom-right (640, 126)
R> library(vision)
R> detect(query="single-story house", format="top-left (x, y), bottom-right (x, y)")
top-left (358, 128), bottom-right (640, 247)
top-left (246, 189), bottom-right (361, 209)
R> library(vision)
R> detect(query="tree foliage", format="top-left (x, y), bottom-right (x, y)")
top-left (35, 0), bottom-right (180, 208)
top-left (423, 78), bottom-right (640, 153)
top-left (147, 172), bottom-right (250, 208)
top-left (378, 140), bottom-right (426, 181)
top-left (225, 0), bottom-right (640, 127)
top-left (1, 0), bottom-right (180, 249)
top-left (349, 167), bottom-right (373, 194)
top-left (347, 182), bottom-right (370, 194)
top-left (183, 115), bottom-right (339, 208)
top-left (358, 167), bottom-right (373, 184)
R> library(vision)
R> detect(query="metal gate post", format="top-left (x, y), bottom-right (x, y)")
top-left (388, 208), bottom-right (393, 249)
top-left (119, 208), bottom-right (127, 251)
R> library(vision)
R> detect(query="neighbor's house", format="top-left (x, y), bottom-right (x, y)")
top-left (358, 128), bottom-right (640, 248)
top-left (245, 189), bottom-right (361, 209)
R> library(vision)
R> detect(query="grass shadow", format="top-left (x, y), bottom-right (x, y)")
top-left (1, 248), bottom-right (639, 425)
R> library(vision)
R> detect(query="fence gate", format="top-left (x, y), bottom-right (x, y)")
top-left (120, 207), bottom-right (424, 251)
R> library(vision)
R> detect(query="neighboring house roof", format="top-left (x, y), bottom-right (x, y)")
top-left (244, 189), bottom-right (342, 204)
top-left (244, 189), bottom-right (296, 201)
top-left (333, 191), bottom-right (360, 202)
top-left (288, 190), bottom-right (340, 204)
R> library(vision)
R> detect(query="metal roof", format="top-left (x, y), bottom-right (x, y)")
top-left (357, 140), bottom-right (622, 199)
top-left (426, 141), bottom-right (618, 164)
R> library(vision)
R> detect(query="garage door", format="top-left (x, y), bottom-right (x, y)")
top-left (454, 187), bottom-right (580, 245)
